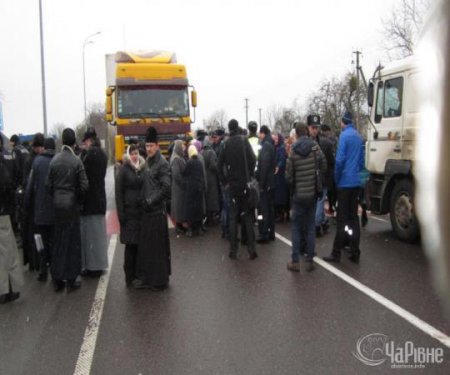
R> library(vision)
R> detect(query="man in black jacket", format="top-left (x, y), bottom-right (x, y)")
top-left (307, 115), bottom-right (335, 236)
top-left (256, 125), bottom-right (276, 243)
top-left (286, 123), bottom-right (326, 272)
top-left (47, 128), bottom-right (89, 292)
top-left (218, 119), bottom-right (258, 260)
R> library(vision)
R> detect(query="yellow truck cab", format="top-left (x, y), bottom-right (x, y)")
top-left (105, 51), bottom-right (197, 160)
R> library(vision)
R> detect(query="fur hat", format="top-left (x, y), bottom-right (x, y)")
top-left (145, 127), bottom-right (158, 143)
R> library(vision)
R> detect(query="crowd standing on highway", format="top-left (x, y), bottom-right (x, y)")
top-left (0, 110), bottom-right (366, 302)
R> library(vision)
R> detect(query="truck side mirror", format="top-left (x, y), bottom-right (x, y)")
top-left (368, 81), bottom-right (374, 107)
top-left (105, 87), bottom-right (114, 122)
top-left (191, 90), bottom-right (197, 108)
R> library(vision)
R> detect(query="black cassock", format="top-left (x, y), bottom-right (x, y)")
top-left (136, 151), bottom-right (171, 288)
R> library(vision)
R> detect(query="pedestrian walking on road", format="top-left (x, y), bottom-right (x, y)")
top-left (323, 111), bottom-right (365, 264)
top-left (0, 142), bottom-right (24, 303)
top-left (46, 128), bottom-right (89, 292)
top-left (272, 131), bottom-right (289, 223)
top-left (217, 119), bottom-right (258, 260)
top-left (134, 127), bottom-right (171, 291)
top-left (286, 122), bottom-right (326, 272)
top-left (202, 140), bottom-right (220, 226)
top-left (115, 144), bottom-right (145, 287)
top-left (80, 128), bottom-right (109, 277)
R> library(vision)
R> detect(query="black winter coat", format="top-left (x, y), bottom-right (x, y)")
top-left (81, 144), bottom-right (108, 215)
top-left (141, 151), bottom-right (171, 214)
top-left (183, 157), bottom-right (205, 223)
top-left (46, 146), bottom-right (89, 223)
top-left (25, 150), bottom-right (55, 226)
top-left (115, 155), bottom-right (145, 245)
top-left (256, 134), bottom-right (276, 191)
top-left (315, 135), bottom-right (335, 190)
top-left (217, 133), bottom-right (256, 197)
top-left (0, 153), bottom-right (14, 216)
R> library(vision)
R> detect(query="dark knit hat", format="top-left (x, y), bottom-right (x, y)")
top-left (62, 128), bottom-right (76, 146)
top-left (82, 127), bottom-right (97, 142)
top-left (228, 119), bottom-right (239, 133)
top-left (342, 111), bottom-right (353, 125)
top-left (145, 127), bottom-right (158, 143)
top-left (307, 114), bottom-right (320, 127)
top-left (44, 137), bottom-right (56, 150)
top-left (10, 134), bottom-right (20, 144)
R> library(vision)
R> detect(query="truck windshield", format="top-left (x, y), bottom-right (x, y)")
top-left (117, 86), bottom-right (189, 118)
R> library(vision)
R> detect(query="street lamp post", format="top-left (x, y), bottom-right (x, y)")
top-left (38, 0), bottom-right (48, 136)
top-left (82, 32), bottom-right (101, 125)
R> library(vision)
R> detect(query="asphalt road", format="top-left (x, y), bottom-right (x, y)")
top-left (1, 170), bottom-right (449, 374)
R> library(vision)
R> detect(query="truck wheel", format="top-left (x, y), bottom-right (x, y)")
top-left (389, 179), bottom-right (419, 242)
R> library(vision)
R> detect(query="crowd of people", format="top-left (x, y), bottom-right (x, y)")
top-left (0, 110), bottom-right (366, 303)
top-left (0, 127), bottom-right (109, 302)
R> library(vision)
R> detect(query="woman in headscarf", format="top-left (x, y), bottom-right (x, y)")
top-left (115, 143), bottom-right (146, 286)
top-left (183, 145), bottom-right (206, 237)
top-left (169, 140), bottom-right (187, 234)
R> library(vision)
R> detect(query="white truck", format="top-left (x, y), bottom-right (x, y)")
top-left (366, 56), bottom-right (421, 242)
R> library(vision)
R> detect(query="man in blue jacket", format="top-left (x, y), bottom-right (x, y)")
top-left (323, 111), bottom-right (364, 263)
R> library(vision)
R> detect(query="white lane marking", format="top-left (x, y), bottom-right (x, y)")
top-left (275, 232), bottom-right (450, 349)
top-left (368, 215), bottom-right (389, 223)
top-left (74, 234), bottom-right (118, 375)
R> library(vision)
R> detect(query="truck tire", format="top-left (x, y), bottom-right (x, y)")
top-left (389, 179), bottom-right (419, 242)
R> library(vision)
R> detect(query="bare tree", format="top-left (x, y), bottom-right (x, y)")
top-left (382, 0), bottom-right (431, 59)
top-left (306, 72), bottom-right (368, 133)
top-left (204, 109), bottom-right (228, 132)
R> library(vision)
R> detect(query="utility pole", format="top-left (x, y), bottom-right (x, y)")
top-left (244, 98), bottom-right (249, 127)
top-left (38, 0), bottom-right (48, 136)
top-left (258, 108), bottom-right (262, 127)
top-left (353, 50), bottom-right (362, 132)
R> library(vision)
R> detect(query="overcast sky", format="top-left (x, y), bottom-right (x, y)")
top-left (0, 0), bottom-right (400, 136)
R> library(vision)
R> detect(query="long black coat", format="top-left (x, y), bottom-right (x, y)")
top-left (25, 150), bottom-right (55, 226)
top-left (81, 144), bottom-right (108, 215)
top-left (115, 155), bottom-right (145, 245)
top-left (256, 134), bottom-right (276, 191)
top-left (46, 146), bottom-right (89, 223)
top-left (137, 150), bottom-right (171, 287)
top-left (183, 156), bottom-right (205, 223)
top-left (202, 146), bottom-right (220, 212)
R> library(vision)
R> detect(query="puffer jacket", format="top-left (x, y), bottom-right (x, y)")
top-left (141, 150), bottom-right (171, 215)
top-left (334, 124), bottom-right (365, 188)
top-left (285, 136), bottom-right (327, 204)
top-left (46, 146), bottom-right (89, 223)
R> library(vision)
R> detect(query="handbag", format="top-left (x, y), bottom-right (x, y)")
top-left (242, 136), bottom-right (260, 208)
